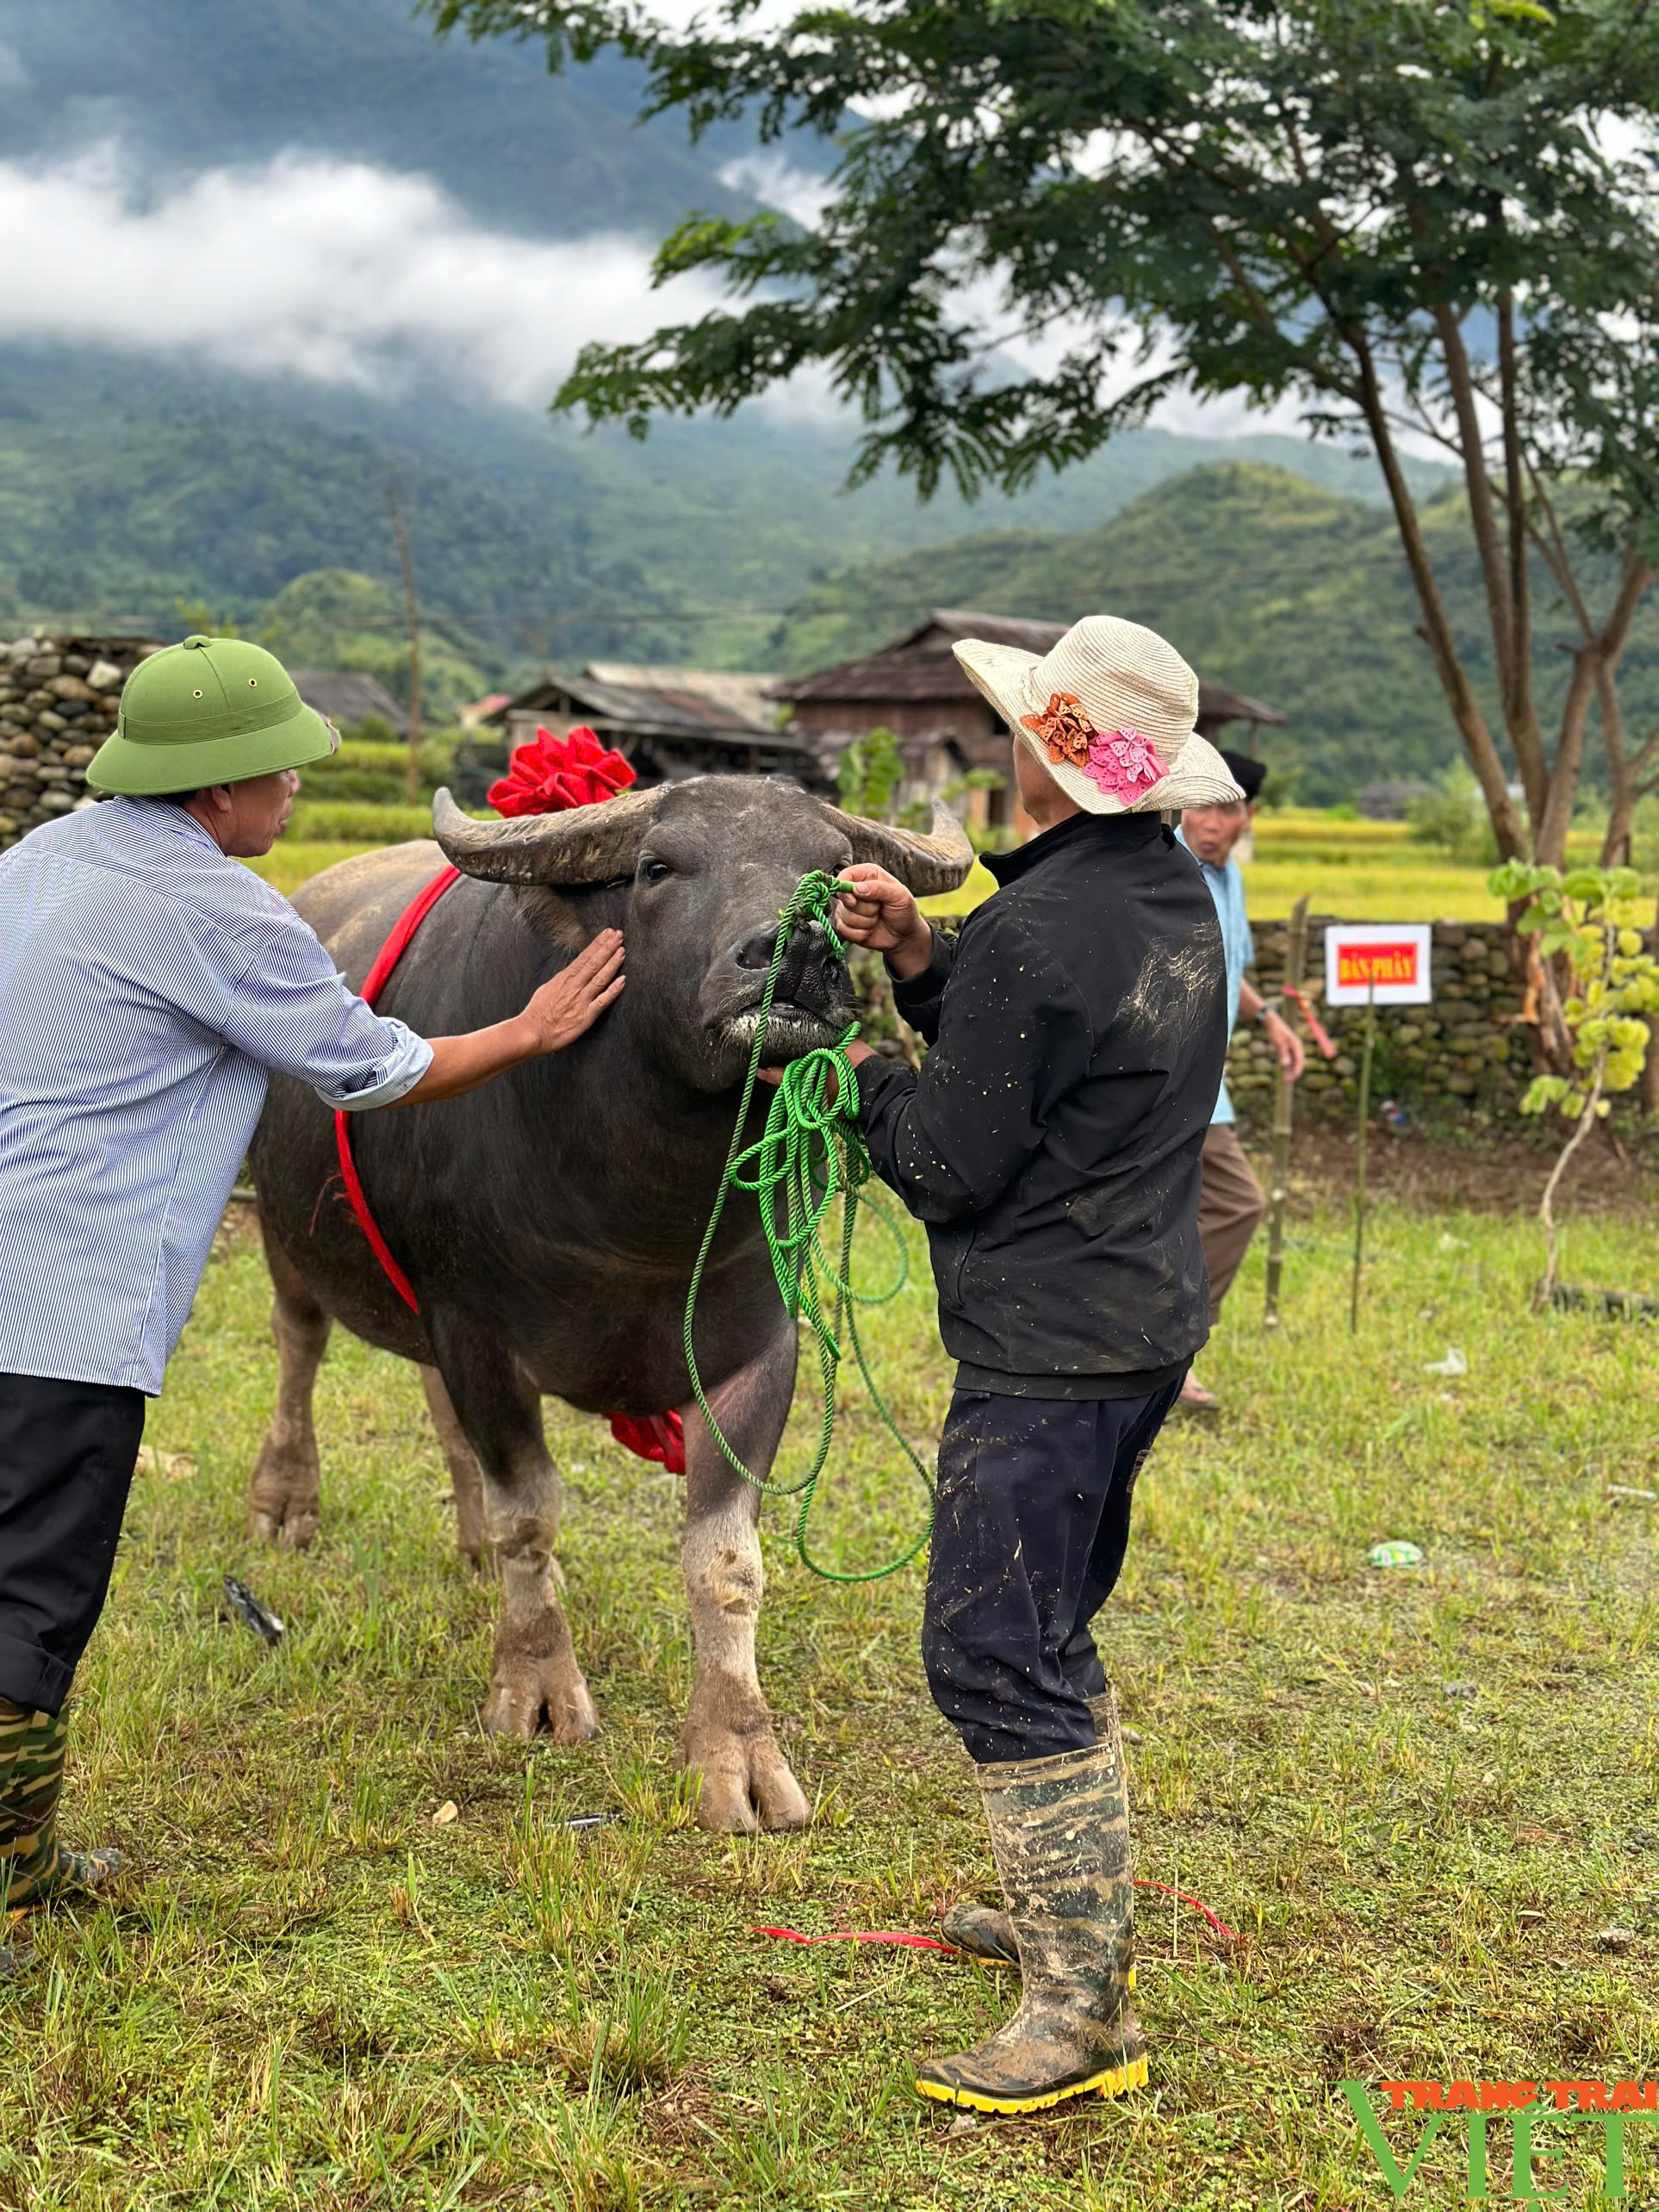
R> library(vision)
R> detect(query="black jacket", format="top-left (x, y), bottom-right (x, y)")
top-left (854, 811), bottom-right (1227, 1394)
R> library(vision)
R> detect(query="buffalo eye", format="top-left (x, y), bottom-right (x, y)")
top-left (640, 858), bottom-right (673, 885)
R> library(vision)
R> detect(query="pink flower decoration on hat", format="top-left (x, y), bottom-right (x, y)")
top-left (1081, 728), bottom-right (1164, 804)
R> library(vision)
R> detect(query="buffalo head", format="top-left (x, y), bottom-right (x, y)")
top-left (431, 775), bottom-right (973, 1091)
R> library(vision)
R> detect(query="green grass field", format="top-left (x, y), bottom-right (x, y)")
top-left (5, 1169), bottom-right (1657, 2209)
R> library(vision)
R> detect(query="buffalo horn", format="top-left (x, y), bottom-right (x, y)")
top-left (431, 786), bottom-right (659, 885)
top-left (821, 798), bottom-right (976, 896)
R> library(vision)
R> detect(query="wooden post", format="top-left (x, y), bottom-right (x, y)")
top-left (1263, 893), bottom-right (1308, 1328)
top-left (1350, 979), bottom-right (1377, 1334)
top-left (387, 485), bottom-right (424, 807)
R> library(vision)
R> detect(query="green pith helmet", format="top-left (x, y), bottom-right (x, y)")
top-left (87, 636), bottom-right (339, 795)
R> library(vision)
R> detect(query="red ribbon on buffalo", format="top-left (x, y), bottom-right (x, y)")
top-left (488, 724), bottom-right (637, 816)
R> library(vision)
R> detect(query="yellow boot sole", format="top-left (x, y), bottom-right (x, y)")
top-left (916, 2051), bottom-right (1148, 2115)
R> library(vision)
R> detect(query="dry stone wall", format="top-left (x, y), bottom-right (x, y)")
top-left (0, 634), bottom-right (161, 850)
top-left (1227, 916), bottom-right (1530, 1117)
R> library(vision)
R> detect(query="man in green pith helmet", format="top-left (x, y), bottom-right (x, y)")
top-left (0, 637), bottom-right (624, 1920)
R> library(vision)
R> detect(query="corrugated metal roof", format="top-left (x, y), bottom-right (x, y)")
top-left (290, 670), bottom-right (410, 736)
top-left (489, 670), bottom-right (813, 752)
top-left (584, 664), bottom-right (780, 732)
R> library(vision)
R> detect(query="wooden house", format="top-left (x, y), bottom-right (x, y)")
top-left (479, 664), bottom-right (816, 790)
top-left (769, 609), bottom-right (1286, 831)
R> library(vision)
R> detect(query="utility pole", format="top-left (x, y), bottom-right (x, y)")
top-left (387, 485), bottom-right (423, 806)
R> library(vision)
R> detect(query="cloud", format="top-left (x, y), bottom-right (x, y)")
top-left (0, 146), bottom-right (755, 408)
top-left (0, 140), bottom-right (1338, 448)
top-left (716, 152), bottom-right (832, 229)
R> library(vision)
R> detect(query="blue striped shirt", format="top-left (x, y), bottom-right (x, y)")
top-left (1176, 831), bottom-right (1253, 1126)
top-left (0, 798), bottom-right (432, 1393)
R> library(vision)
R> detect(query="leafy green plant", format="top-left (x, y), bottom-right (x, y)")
top-left (1489, 859), bottom-right (1659, 1304)
top-left (835, 726), bottom-right (904, 821)
top-left (1409, 767), bottom-right (1500, 865)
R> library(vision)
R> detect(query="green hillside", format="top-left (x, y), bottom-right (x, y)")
top-left (772, 465), bottom-right (1659, 806)
top-left (0, 348), bottom-right (1454, 676)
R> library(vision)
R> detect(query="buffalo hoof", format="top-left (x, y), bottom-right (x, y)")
top-left (682, 1728), bottom-right (811, 1835)
top-left (481, 1660), bottom-right (600, 1744)
top-left (246, 1452), bottom-right (320, 1550)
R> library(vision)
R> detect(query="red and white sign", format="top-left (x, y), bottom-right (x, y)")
top-left (1323, 923), bottom-right (1433, 1005)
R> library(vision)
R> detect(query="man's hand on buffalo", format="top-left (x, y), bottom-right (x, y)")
top-left (395, 929), bottom-right (625, 1106)
top-left (833, 863), bottom-right (935, 980)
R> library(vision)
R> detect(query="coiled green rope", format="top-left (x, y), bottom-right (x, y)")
top-left (680, 871), bottom-right (935, 1581)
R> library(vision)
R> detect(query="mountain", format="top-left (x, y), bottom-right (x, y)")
top-left (0, 346), bottom-right (1455, 675)
top-left (770, 465), bottom-right (1659, 805)
top-left (0, 0), bottom-right (772, 239)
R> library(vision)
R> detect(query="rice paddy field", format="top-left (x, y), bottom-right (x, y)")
top-left (250, 805), bottom-right (1631, 924)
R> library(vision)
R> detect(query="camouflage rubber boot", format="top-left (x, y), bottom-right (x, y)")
top-left (941, 1687), bottom-right (1129, 1972)
top-left (0, 1699), bottom-right (121, 1910)
top-left (917, 1728), bottom-right (1145, 2114)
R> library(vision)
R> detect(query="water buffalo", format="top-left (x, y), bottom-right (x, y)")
top-left (245, 774), bottom-right (972, 1831)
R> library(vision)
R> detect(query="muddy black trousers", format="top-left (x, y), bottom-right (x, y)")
top-left (922, 1382), bottom-right (1183, 1765)
top-left (0, 1376), bottom-right (146, 1716)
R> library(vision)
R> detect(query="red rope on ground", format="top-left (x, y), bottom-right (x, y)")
top-left (756, 1884), bottom-right (1247, 1955)
top-left (752, 1880), bottom-right (1242, 1957)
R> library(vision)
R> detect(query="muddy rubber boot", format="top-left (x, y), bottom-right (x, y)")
top-left (917, 1730), bottom-right (1145, 2115)
top-left (941, 1687), bottom-right (1128, 1971)
top-left (0, 1699), bottom-right (121, 1909)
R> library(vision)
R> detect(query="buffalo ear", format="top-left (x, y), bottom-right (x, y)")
top-left (432, 786), bottom-right (659, 885)
top-left (818, 797), bottom-right (975, 896)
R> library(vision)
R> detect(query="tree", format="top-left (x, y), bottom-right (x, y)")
top-left (1489, 859), bottom-right (1659, 1304)
top-left (428, 0), bottom-right (1659, 888)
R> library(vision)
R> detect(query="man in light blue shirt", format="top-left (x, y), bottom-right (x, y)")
top-left (0, 636), bottom-right (624, 1916)
top-left (1176, 749), bottom-right (1303, 1409)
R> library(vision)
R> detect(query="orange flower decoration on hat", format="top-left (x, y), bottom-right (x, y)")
top-left (1021, 693), bottom-right (1164, 805)
top-left (1022, 692), bottom-right (1095, 770)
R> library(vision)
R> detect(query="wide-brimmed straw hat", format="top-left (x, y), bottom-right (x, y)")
top-left (953, 614), bottom-right (1245, 816)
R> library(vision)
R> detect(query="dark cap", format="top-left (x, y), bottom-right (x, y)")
top-left (1218, 748), bottom-right (1266, 803)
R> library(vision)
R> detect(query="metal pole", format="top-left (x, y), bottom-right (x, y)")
top-left (1350, 980), bottom-right (1377, 1334)
top-left (1264, 893), bottom-right (1308, 1327)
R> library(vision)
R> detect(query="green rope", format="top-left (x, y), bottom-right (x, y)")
top-left (680, 871), bottom-right (934, 1581)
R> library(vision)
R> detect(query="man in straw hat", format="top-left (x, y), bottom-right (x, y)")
top-left (1177, 748), bottom-right (1305, 1410)
top-left (826, 614), bottom-right (1242, 2114)
top-left (0, 636), bottom-right (624, 1922)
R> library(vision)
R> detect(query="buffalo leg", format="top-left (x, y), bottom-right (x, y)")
top-left (678, 1325), bottom-right (811, 1835)
top-left (432, 1338), bottom-right (598, 1744)
top-left (248, 1224), bottom-right (332, 1550)
top-left (419, 1365), bottom-right (485, 1565)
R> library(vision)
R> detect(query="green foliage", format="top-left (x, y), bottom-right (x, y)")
top-left (1407, 767), bottom-right (1501, 866)
top-left (835, 727), bottom-right (904, 822)
top-left (285, 800), bottom-right (438, 844)
top-left (447, 0), bottom-right (1659, 865)
top-left (171, 599), bottom-right (242, 640)
top-left (298, 728), bottom-right (461, 806)
top-left (260, 571), bottom-right (493, 717)
top-left (1488, 861), bottom-right (1659, 1118)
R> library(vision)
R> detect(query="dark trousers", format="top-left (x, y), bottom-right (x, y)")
top-left (0, 1375), bottom-right (145, 1715)
top-left (922, 1382), bottom-right (1181, 1764)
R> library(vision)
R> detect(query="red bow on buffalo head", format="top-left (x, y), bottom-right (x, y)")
top-left (488, 724), bottom-right (637, 817)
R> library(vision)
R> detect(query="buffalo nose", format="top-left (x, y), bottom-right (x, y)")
top-left (734, 927), bottom-right (780, 973)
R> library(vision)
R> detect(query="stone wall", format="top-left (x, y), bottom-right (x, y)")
top-left (0, 635), bottom-right (159, 849)
top-left (1226, 917), bottom-right (1530, 1117)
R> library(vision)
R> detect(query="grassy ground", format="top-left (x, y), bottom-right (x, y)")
top-left (4, 1148), bottom-right (1657, 2210)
